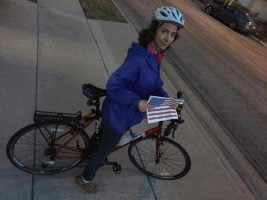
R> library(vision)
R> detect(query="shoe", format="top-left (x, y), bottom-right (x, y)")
top-left (75, 175), bottom-right (97, 193)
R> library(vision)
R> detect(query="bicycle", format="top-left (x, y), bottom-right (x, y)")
top-left (6, 83), bottom-right (191, 180)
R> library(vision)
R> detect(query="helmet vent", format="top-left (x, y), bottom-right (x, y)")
top-left (160, 11), bottom-right (168, 17)
top-left (154, 6), bottom-right (185, 28)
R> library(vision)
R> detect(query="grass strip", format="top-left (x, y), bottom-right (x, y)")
top-left (79, 0), bottom-right (126, 22)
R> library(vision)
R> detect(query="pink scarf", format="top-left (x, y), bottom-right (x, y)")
top-left (147, 43), bottom-right (164, 63)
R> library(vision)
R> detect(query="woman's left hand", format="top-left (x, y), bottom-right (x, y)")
top-left (138, 100), bottom-right (154, 112)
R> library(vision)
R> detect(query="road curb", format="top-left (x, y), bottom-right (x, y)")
top-left (250, 35), bottom-right (267, 48)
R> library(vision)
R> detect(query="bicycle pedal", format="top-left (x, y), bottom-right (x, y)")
top-left (112, 164), bottom-right (122, 174)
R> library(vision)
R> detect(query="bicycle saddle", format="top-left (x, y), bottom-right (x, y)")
top-left (82, 83), bottom-right (107, 99)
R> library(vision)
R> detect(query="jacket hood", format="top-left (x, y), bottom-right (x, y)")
top-left (128, 43), bottom-right (160, 73)
top-left (129, 42), bottom-right (154, 58)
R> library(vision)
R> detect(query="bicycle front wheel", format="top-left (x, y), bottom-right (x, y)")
top-left (6, 122), bottom-right (90, 175)
top-left (128, 136), bottom-right (191, 180)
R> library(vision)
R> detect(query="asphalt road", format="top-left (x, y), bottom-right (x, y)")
top-left (113, 0), bottom-right (267, 182)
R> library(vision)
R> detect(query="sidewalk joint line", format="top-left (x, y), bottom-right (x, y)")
top-left (146, 176), bottom-right (158, 200)
top-left (86, 20), bottom-right (111, 76)
top-left (32, 1), bottom-right (40, 199)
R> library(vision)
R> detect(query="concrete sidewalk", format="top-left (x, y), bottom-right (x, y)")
top-left (0, 0), bottom-right (265, 199)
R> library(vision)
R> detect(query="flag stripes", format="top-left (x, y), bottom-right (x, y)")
top-left (146, 96), bottom-right (183, 124)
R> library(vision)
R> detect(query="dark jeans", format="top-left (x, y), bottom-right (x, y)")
top-left (83, 123), bottom-right (123, 181)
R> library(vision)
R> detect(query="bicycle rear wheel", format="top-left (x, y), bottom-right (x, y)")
top-left (128, 136), bottom-right (191, 180)
top-left (6, 122), bottom-right (90, 175)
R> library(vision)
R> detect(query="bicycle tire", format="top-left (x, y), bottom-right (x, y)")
top-left (128, 136), bottom-right (191, 180)
top-left (6, 122), bottom-right (90, 175)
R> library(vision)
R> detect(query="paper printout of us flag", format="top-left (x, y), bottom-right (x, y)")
top-left (146, 96), bottom-right (183, 124)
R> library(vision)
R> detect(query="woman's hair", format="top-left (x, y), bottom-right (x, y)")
top-left (138, 21), bottom-right (180, 48)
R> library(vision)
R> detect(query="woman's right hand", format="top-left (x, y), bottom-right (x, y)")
top-left (138, 100), bottom-right (154, 112)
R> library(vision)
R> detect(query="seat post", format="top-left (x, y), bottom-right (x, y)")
top-left (95, 99), bottom-right (101, 114)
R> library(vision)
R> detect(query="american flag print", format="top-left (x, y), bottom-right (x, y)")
top-left (146, 96), bottom-right (184, 124)
top-left (147, 106), bottom-right (178, 123)
top-left (147, 96), bottom-right (184, 107)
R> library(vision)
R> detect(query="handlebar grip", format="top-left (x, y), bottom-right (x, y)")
top-left (177, 91), bottom-right (182, 98)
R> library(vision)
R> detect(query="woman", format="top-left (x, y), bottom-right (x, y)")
top-left (75, 6), bottom-right (185, 193)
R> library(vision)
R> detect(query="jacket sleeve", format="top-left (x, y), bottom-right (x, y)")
top-left (106, 54), bottom-right (142, 107)
top-left (151, 77), bottom-right (169, 97)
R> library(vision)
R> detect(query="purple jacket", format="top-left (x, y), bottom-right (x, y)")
top-left (102, 43), bottom-right (168, 134)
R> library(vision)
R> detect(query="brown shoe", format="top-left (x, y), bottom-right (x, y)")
top-left (75, 175), bottom-right (97, 193)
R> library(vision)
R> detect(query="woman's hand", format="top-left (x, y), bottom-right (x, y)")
top-left (138, 100), bottom-right (154, 112)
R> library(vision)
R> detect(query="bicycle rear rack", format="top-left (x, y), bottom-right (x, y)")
top-left (34, 110), bottom-right (82, 124)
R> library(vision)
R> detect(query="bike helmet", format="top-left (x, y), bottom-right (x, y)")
top-left (153, 6), bottom-right (185, 28)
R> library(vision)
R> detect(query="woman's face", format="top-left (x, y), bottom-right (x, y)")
top-left (154, 23), bottom-right (178, 51)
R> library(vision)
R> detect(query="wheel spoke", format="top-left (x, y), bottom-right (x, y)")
top-left (38, 126), bottom-right (51, 144)
top-left (7, 122), bottom-right (89, 174)
top-left (128, 136), bottom-right (190, 180)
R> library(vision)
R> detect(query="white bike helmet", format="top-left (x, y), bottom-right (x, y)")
top-left (153, 6), bottom-right (185, 28)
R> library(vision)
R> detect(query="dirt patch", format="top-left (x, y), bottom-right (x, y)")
top-left (79, 0), bottom-right (126, 22)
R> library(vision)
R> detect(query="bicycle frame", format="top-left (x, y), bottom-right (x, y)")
top-left (52, 115), bottom-right (165, 162)
top-left (51, 114), bottom-right (101, 160)
top-left (113, 121), bottom-right (164, 147)
top-left (43, 94), bottom-right (185, 164)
